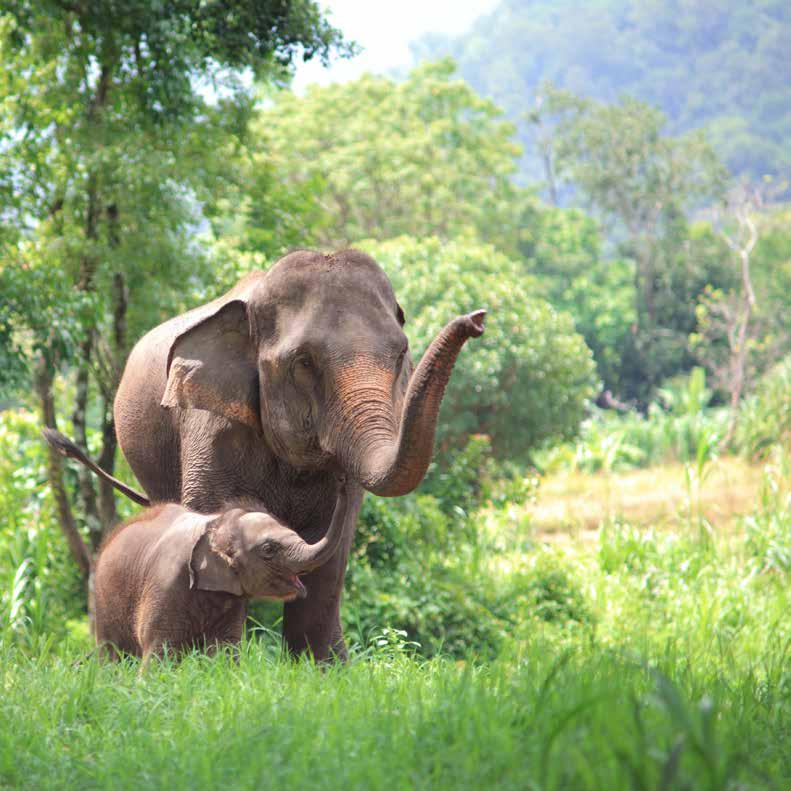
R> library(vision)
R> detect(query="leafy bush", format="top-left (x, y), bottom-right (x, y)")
top-left (362, 236), bottom-right (598, 462)
top-left (344, 438), bottom-right (588, 658)
top-left (347, 462), bottom-right (508, 657)
top-left (735, 356), bottom-right (791, 460)
top-left (535, 368), bottom-right (729, 473)
top-left (516, 551), bottom-right (593, 626)
top-left (0, 410), bottom-right (84, 646)
top-left (345, 555), bottom-right (512, 658)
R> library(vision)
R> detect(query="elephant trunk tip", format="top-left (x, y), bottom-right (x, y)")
top-left (466, 309), bottom-right (486, 338)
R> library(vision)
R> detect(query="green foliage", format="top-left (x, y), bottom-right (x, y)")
top-left (536, 369), bottom-right (730, 474)
top-left (0, 630), bottom-right (787, 789)
top-left (230, 59), bottom-right (528, 258)
top-left (544, 89), bottom-right (730, 401)
top-left (736, 356), bottom-right (791, 460)
top-left (518, 551), bottom-right (593, 626)
top-left (362, 236), bottom-right (598, 460)
top-left (337, 432), bottom-right (571, 657)
top-left (0, 410), bottom-right (84, 647)
top-left (0, 0), bottom-right (350, 365)
top-left (414, 0), bottom-right (791, 181)
top-left (2, 1), bottom-right (347, 112)
top-left (347, 443), bottom-right (504, 657)
top-left (751, 208), bottom-right (791, 320)
top-left (421, 434), bottom-right (498, 519)
top-left (743, 448), bottom-right (790, 575)
top-left (549, 92), bottom-right (727, 224)
top-left (528, 207), bottom-right (638, 392)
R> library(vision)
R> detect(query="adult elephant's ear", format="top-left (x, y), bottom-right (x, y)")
top-left (161, 299), bottom-right (261, 431)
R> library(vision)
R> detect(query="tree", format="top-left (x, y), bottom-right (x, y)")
top-left (227, 59), bottom-right (528, 258)
top-left (413, 0), bottom-right (791, 182)
top-left (359, 236), bottom-right (598, 461)
top-left (520, 206), bottom-right (635, 395)
top-left (692, 182), bottom-right (790, 442)
top-left (0, 1), bottom-right (349, 600)
top-left (546, 88), bottom-right (729, 402)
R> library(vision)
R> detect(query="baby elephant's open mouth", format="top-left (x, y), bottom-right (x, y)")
top-left (288, 575), bottom-right (307, 599)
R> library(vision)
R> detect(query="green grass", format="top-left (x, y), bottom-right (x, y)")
top-left (0, 630), bottom-right (787, 790)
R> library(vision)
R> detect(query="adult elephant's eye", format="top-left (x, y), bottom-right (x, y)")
top-left (294, 352), bottom-right (314, 372)
top-left (291, 353), bottom-right (315, 383)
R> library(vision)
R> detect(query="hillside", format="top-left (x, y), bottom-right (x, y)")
top-left (412, 0), bottom-right (791, 181)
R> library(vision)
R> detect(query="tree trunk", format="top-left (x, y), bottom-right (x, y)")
top-left (721, 200), bottom-right (758, 446)
top-left (35, 356), bottom-right (92, 580)
top-left (724, 249), bottom-right (756, 445)
top-left (72, 333), bottom-right (102, 547)
top-left (94, 223), bottom-right (128, 536)
top-left (96, 410), bottom-right (118, 541)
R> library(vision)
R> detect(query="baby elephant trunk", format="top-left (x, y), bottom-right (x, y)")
top-left (287, 481), bottom-right (349, 573)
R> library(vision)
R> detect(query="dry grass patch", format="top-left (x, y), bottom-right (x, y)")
top-left (526, 457), bottom-right (764, 537)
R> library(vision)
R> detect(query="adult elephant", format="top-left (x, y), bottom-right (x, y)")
top-left (114, 248), bottom-right (485, 660)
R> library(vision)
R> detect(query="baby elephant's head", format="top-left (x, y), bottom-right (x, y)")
top-left (189, 479), bottom-right (349, 601)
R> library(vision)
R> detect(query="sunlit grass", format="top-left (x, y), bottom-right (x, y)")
top-left (0, 630), bottom-right (787, 790)
top-left (519, 457), bottom-right (766, 535)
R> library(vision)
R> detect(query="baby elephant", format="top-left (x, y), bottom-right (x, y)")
top-left (94, 480), bottom-right (348, 664)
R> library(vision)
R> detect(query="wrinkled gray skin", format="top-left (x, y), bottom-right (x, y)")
top-left (95, 481), bottom-right (349, 664)
top-left (114, 249), bottom-right (485, 660)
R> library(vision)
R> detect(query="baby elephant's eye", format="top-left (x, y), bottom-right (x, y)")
top-left (257, 540), bottom-right (277, 558)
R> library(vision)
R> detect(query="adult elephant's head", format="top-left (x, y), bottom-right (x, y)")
top-left (161, 250), bottom-right (485, 496)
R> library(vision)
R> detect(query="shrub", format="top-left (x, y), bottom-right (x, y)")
top-left (361, 236), bottom-right (598, 462)
top-left (735, 356), bottom-right (791, 459)
top-left (0, 409), bottom-right (84, 646)
top-left (517, 551), bottom-right (593, 626)
top-left (535, 368), bottom-right (729, 473)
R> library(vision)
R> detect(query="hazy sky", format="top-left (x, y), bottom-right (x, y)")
top-left (292, 0), bottom-right (498, 91)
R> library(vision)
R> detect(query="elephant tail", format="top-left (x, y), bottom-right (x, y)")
top-left (42, 428), bottom-right (151, 507)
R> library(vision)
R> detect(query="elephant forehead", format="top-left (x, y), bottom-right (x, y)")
top-left (238, 511), bottom-right (289, 539)
top-left (261, 250), bottom-right (397, 305)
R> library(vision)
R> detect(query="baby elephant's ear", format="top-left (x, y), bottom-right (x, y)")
top-left (188, 517), bottom-right (244, 597)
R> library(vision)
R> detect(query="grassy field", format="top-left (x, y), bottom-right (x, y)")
top-left (1, 631), bottom-right (787, 789)
top-left (1, 454), bottom-right (789, 789)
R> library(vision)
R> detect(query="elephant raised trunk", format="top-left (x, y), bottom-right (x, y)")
top-left (334, 310), bottom-right (486, 497)
top-left (286, 480), bottom-right (349, 572)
